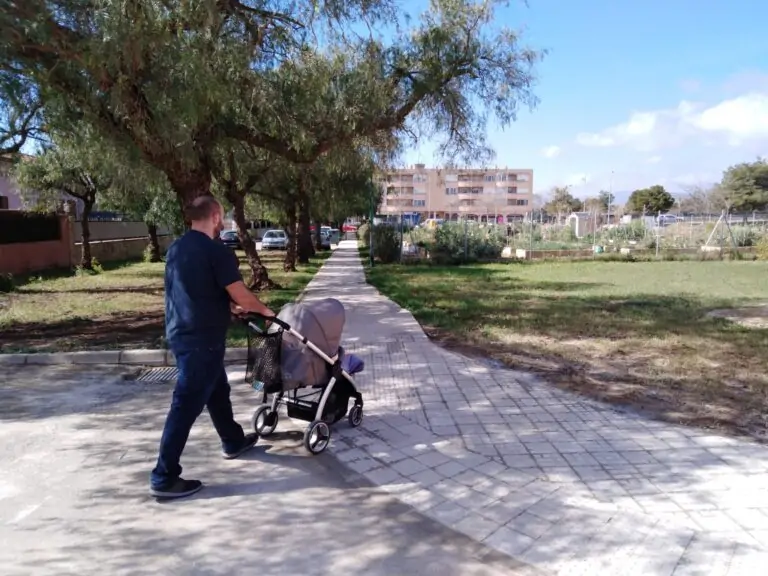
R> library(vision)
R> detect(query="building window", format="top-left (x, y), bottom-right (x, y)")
top-left (413, 187), bottom-right (425, 195)
top-left (517, 199), bottom-right (529, 206)
top-left (445, 187), bottom-right (458, 195)
top-left (414, 173), bottom-right (428, 183)
top-left (484, 175), bottom-right (495, 182)
top-left (413, 199), bottom-right (426, 207)
top-left (507, 186), bottom-right (518, 194)
top-left (517, 173), bottom-right (529, 182)
top-left (444, 173), bottom-right (458, 182)
top-left (507, 173), bottom-right (518, 181)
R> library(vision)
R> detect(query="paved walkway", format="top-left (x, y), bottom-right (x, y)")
top-left (0, 365), bottom-right (537, 576)
top-left (294, 241), bottom-right (768, 575)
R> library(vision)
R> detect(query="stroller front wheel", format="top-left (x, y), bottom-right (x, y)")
top-left (348, 404), bottom-right (363, 428)
top-left (304, 420), bottom-right (331, 455)
top-left (251, 405), bottom-right (278, 437)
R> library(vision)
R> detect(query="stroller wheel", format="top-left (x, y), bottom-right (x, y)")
top-left (251, 405), bottom-right (278, 437)
top-left (348, 404), bottom-right (363, 428)
top-left (304, 420), bottom-right (331, 455)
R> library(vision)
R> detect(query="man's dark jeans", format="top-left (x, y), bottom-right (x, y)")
top-left (150, 345), bottom-right (246, 489)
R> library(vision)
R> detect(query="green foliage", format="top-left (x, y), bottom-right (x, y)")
top-left (603, 220), bottom-right (647, 242)
top-left (75, 258), bottom-right (103, 277)
top-left (431, 222), bottom-right (504, 264)
top-left (372, 224), bottom-right (400, 264)
top-left (626, 185), bottom-right (675, 215)
top-left (756, 236), bottom-right (768, 261)
top-left (543, 186), bottom-right (582, 218)
top-left (720, 158), bottom-right (768, 212)
top-left (729, 226), bottom-right (761, 247)
top-left (0, 272), bottom-right (15, 293)
top-left (357, 222), bottom-right (371, 247)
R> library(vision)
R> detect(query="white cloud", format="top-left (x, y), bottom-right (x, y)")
top-left (647, 155), bottom-right (662, 164)
top-left (541, 145), bottom-right (561, 158)
top-left (575, 92), bottom-right (768, 151)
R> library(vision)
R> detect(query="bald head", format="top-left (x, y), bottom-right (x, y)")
top-left (184, 195), bottom-right (225, 238)
top-left (184, 195), bottom-right (222, 223)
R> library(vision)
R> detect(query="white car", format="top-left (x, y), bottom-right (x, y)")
top-left (260, 229), bottom-right (289, 250)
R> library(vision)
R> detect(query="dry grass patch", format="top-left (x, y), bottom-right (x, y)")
top-left (0, 250), bottom-right (330, 353)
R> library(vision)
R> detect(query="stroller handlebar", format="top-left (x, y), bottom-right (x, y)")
top-left (241, 312), bottom-right (291, 331)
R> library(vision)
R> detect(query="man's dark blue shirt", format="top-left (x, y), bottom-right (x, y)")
top-left (164, 230), bottom-right (242, 351)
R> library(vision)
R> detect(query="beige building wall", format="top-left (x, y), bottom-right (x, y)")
top-left (378, 164), bottom-right (534, 222)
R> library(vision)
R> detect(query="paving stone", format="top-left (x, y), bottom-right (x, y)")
top-left (453, 513), bottom-right (502, 541)
top-left (507, 511), bottom-right (554, 540)
top-left (409, 468), bottom-right (444, 487)
top-left (414, 450), bottom-right (452, 468)
top-left (483, 526), bottom-right (536, 557)
top-left (434, 460), bottom-right (468, 478)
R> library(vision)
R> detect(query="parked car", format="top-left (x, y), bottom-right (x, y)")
top-left (261, 229), bottom-right (289, 250)
top-left (219, 230), bottom-right (241, 250)
top-left (657, 214), bottom-right (682, 226)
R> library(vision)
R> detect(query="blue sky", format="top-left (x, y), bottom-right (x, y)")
top-left (400, 0), bottom-right (768, 201)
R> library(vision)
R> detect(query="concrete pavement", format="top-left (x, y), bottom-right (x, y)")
top-left (289, 241), bottom-right (768, 575)
top-left (0, 364), bottom-right (538, 576)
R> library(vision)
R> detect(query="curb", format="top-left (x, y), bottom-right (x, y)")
top-left (0, 347), bottom-right (248, 367)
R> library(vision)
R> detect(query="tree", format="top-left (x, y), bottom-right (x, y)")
top-left (583, 197), bottom-right (604, 213)
top-left (678, 183), bottom-right (730, 215)
top-left (0, 74), bottom-right (44, 155)
top-left (0, 0), bottom-right (545, 210)
top-left (543, 186), bottom-right (582, 223)
top-left (597, 190), bottom-right (614, 212)
top-left (15, 132), bottom-right (113, 269)
top-left (625, 185), bottom-right (675, 215)
top-left (720, 158), bottom-right (768, 212)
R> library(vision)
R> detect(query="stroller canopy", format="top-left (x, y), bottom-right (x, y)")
top-left (276, 298), bottom-right (346, 389)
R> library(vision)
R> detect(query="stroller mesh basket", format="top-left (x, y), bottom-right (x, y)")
top-left (245, 328), bottom-right (283, 394)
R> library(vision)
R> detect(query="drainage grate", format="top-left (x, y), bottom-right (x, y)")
top-left (134, 367), bottom-right (179, 383)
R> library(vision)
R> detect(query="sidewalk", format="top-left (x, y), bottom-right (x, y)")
top-left (0, 364), bottom-right (538, 576)
top-left (301, 241), bottom-right (768, 575)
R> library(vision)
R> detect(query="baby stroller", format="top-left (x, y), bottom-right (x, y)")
top-left (243, 297), bottom-right (365, 455)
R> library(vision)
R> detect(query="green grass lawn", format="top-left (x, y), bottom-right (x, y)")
top-left (0, 250), bottom-right (329, 353)
top-left (366, 256), bottom-right (768, 438)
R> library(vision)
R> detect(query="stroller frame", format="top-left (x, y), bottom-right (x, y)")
top-left (244, 313), bottom-right (364, 455)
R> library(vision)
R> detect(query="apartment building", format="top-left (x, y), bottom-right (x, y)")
top-left (378, 164), bottom-right (533, 223)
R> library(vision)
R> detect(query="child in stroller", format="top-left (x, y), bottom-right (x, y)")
top-left (243, 297), bottom-right (365, 454)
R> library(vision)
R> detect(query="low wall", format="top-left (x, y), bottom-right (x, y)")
top-left (71, 221), bottom-right (172, 242)
top-left (71, 235), bottom-right (173, 266)
top-left (0, 216), bottom-right (72, 275)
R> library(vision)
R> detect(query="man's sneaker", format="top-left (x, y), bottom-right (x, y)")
top-left (222, 432), bottom-right (258, 460)
top-left (150, 478), bottom-right (204, 499)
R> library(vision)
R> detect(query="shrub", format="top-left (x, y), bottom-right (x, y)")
top-left (357, 222), bottom-right (370, 247)
top-left (431, 222), bottom-right (504, 264)
top-left (0, 272), bottom-right (14, 293)
top-left (371, 224), bottom-right (401, 263)
top-left (730, 226), bottom-right (761, 247)
top-left (756, 236), bottom-right (768, 260)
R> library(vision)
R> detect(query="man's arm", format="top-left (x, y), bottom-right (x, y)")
top-left (226, 281), bottom-right (274, 318)
top-left (211, 244), bottom-right (274, 318)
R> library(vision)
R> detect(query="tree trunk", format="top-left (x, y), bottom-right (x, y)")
top-left (227, 190), bottom-right (277, 291)
top-left (167, 167), bottom-right (213, 228)
top-left (146, 223), bottom-right (162, 262)
top-left (314, 218), bottom-right (324, 251)
top-left (283, 202), bottom-right (297, 272)
top-left (297, 196), bottom-right (315, 264)
top-left (80, 200), bottom-right (94, 270)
